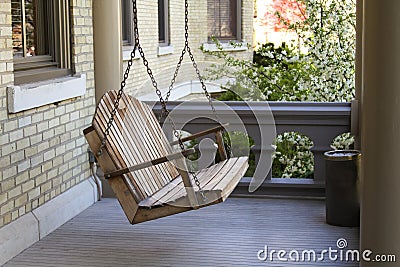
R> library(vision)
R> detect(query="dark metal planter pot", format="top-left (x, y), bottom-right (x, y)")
top-left (324, 150), bottom-right (361, 227)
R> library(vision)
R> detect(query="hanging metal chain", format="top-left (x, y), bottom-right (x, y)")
top-left (97, 0), bottom-right (228, 199)
top-left (164, 0), bottom-right (218, 118)
top-left (164, 2), bottom-right (190, 103)
top-left (131, 0), bottom-right (207, 195)
top-left (161, 0), bottom-right (232, 157)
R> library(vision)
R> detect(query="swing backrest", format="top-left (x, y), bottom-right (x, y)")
top-left (93, 91), bottom-right (180, 201)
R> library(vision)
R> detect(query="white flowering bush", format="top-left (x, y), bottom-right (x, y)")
top-left (203, 0), bottom-right (356, 178)
top-left (331, 132), bottom-right (355, 150)
top-left (287, 0), bottom-right (356, 102)
top-left (272, 132), bottom-right (314, 178)
top-left (203, 42), bottom-right (311, 101)
top-left (204, 0), bottom-right (356, 102)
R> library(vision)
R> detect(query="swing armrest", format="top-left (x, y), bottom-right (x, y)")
top-left (170, 123), bottom-right (229, 146)
top-left (104, 148), bottom-right (196, 179)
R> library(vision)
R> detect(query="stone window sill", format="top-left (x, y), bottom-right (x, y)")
top-left (7, 74), bottom-right (86, 113)
top-left (202, 42), bottom-right (249, 52)
top-left (158, 45), bottom-right (174, 56)
top-left (122, 46), bottom-right (140, 61)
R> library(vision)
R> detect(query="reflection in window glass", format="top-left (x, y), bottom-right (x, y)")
top-left (158, 0), bottom-right (169, 45)
top-left (207, 0), bottom-right (238, 40)
top-left (12, 0), bottom-right (37, 57)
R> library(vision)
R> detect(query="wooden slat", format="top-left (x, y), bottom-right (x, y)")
top-left (137, 99), bottom-right (179, 180)
top-left (104, 148), bottom-right (196, 178)
top-left (134, 97), bottom-right (179, 183)
top-left (92, 115), bottom-right (147, 200)
top-left (161, 158), bottom-right (246, 206)
top-left (99, 92), bottom-right (173, 197)
top-left (93, 91), bottom-right (184, 200)
top-left (208, 157), bottom-right (249, 201)
top-left (170, 124), bottom-right (229, 146)
top-left (204, 157), bottom-right (246, 190)
top-left (109, 92), bottom-right (176, 191)
top-left (198, 159), bottom-right (239, 190)
top-left (95, 101), bottom-right (153, 197)
top-left (166, 160), bottom-right (229, 203)
top-left (91, 119), bottom-right (146, 200)
top-left (137, 163), bottom-right (218, 207)
top-left (215, 130), bottom-right (228, 160)
top-left (102, 94), bottom-right (161, 194)
top-left (145, 160), bottom-right (228, 207)
top-left (120, 95), bottom-right (176, 186)
top-left (142, 158), bottom-right (242, 208)
top-left (84, 127), bottom-right (139, 222)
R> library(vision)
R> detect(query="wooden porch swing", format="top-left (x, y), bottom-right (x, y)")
top-left (84, 0), bottom-right (248, 224)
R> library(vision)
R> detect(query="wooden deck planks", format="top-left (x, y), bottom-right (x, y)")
top-left (5, 198), bottom-right (360, 267)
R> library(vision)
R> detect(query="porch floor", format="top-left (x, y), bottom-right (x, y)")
top-left (5, 197), bottom-right (359, 266)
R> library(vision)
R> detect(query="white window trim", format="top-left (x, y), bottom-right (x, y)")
top-left (122, 46), bottom-right (140, 61)
top-left (7, 74), bottom-right (86, 113)
top-left (158, 45), bottom-right (174, 56)
top-left (202, 42), bottom-right (249, 52)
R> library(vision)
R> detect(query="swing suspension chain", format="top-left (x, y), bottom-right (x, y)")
top-left (138, 0), bottom-right (211, 195)
top-left (132, 0), bottom-right (213, 194)
top-left (164, 0), bottom-right (190, 103)
top-left (164, 0), bottom-right (219, 122)
top-left (97, 0), bottom-right (229, 195)
top-left (164, 0), bottom-right (231, 157)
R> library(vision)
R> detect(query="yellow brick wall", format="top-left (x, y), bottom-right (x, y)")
top-left (0, 0), bottom-right (96, 228)
top-left (124, 0), bottom-right (254, 98)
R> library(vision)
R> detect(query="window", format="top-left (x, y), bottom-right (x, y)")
top-left (158, 0), bottom-right (169, 46)
top-left (207, 0), bottom-right (242, 41)
top-left (122, 0), bottom-right (133, 45)
top-left (11, 0), bottom-right (72, 84)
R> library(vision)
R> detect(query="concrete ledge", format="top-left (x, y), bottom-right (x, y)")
top-left (158, 45), bottom-right (174, 56)
top-left (0, 213), bottom-right (39, 266)
top-left (0, 179), bottom-right (97, 266)
top-left (233, 178), bottom-right (325, 199)
top-left (33, 179), bottom-right (97, 239)
top-left (122, 46), bottom-right (140, 61)
top-left (7, 74), bottom-right (86, 113)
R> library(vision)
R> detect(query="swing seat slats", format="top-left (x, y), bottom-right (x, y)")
top-left (139, 157), bottom-right (248, 208)
top-left (84, 91), bottom-right (248, 224)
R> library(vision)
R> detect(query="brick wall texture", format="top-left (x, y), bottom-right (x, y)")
top-left (0, 0), bottom-right (95, 228)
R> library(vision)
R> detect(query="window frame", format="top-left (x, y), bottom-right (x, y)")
top-left (122, 0), bottom-right (133, 46)
top-left (207, 0), bottom-right (242, 42)
top-left (12, 0), bottom-right (72, 85)
top-left (158, 0), bottom-right (170, 46)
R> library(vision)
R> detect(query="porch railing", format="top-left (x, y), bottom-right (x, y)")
top-left (151, 100), bottom-right (351, 195)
